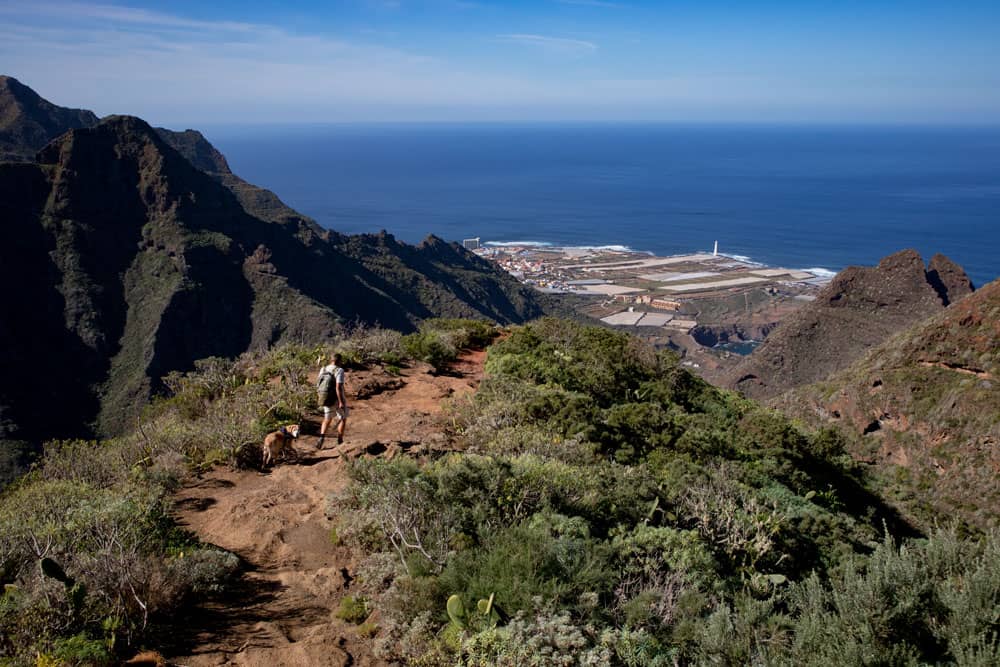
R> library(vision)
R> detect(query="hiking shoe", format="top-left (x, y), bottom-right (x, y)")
top-left (316, 436), bottom-right (325, 450)
top-left (337, 435), bottom-right (344, 445)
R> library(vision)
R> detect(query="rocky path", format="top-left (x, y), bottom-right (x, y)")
top-left (163, 352), bottom-right (485, 666)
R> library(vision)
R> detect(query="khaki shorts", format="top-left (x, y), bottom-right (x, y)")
top-left (323, 405), bottom-right (349, 421)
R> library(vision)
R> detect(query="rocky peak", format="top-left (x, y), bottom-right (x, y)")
top-left (926, 253), bottom-right (975, 305)
top-left (822, 249), bottom-right (939, 311)
top-left (154, 127), bottom-right (232, 175)
top-left (0, 74), bottom-right (99, 162)
top-left (726, 249), bottom-right (975, 400)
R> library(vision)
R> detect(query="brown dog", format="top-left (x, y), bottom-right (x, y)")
top-left (262, 424), bottom-right (301, 467)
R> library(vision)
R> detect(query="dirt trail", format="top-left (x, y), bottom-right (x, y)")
top-left (164, 351), bottom-right (485, 666)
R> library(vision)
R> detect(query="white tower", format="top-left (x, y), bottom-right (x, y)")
top-left (713, 240), bottom-right (718, 257)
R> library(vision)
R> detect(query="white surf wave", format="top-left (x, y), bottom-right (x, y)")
top-left (484, 240), bottom-right (554, 247)
top-left (716, 252), bottom-right (764, 266)
top-left (567, 244), bottom-right (641, 253)
top-left (800, 267), bottom-right (838, 279)
top-left (483, 241), bottom-right (644, 253)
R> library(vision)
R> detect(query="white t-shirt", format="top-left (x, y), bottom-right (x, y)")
top-left (319, 364), bottom-right (345, 388)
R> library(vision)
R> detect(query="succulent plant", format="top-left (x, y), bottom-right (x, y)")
top-left (446, 594), bottom-right (467, 629)
top-left (447, 592), bottom-right (508, 630)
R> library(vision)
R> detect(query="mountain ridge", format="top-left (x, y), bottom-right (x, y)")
top-left (725, 249), bottom-right (974, 400)
top-left (0, 82), bottom-right (546, 472)
top-left (0, 75), bottom-right (99, 162)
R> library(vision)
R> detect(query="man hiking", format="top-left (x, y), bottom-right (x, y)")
top-left (317, 353), bottom-right (348, 448)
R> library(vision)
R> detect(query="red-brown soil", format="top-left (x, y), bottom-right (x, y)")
top-left (163, 353), bottom-right (485, 666)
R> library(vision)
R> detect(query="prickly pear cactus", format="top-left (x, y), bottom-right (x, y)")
top-left (446, 594), bottom-right (467, 629)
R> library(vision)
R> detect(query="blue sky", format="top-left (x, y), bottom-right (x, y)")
top-left (2, 0), bottom-right (999, 125)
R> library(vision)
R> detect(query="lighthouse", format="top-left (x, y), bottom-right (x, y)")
top-left (713, 240), bottom-right (718, 257)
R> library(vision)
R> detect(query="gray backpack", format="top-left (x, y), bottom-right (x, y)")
top-left (317, 368), bottom-right (335, 393)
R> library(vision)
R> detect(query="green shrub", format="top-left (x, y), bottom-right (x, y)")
top-left (403, 330), bottom-right (458, 372)
top-left (401, 319), bottom-right (498, 372)
top-left (460, 601), bottom-right (613, 666)
top-left (438, 514), bottom-right (610, 619)
top-left (336, 595), bottom-right (371, 624)
top-left (610, 525), bottom-right (716, 630)
top-left (421, 318), bottom-right (499, 349)
top-left (50, 632), bottom-right (113, 667)
top-left (0, 472), bottom-right (237, 661)
top-left (337, 323), bottom-right (406, 366)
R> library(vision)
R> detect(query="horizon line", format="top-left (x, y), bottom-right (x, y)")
top-left (182, 118), bottom-right (1000, 130)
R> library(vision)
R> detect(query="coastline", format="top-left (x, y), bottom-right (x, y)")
top-left (469, 239), bottom-right (830, 359)
top-left (473, 239), bottom-right (835, 296)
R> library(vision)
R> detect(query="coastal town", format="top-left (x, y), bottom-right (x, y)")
top-left (469, 240), bottom-right (830, 335)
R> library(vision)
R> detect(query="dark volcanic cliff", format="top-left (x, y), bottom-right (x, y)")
top-left (0, 75), bottom-right (99, 161)
top-left (0, 115), bottom-right (544, 459)
top-left (725, 250), bottom-right (974, 400)
top-left (153, 127), bottom-right (316, 226)
top-left (1, 74), bottom-right (319, 227)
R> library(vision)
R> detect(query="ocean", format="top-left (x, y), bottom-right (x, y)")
top-left (206, 124), bottom-right (1000, 287)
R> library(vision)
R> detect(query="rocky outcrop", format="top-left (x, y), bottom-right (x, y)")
top-left (0, 114), bottom-right (545, 457)
top-left (0, 75), bottom-right (98, 161)
top-left (725, 250), bottom-right (974, 400)
top-left (774, 278), bottom-right (1000, 529)
top-left (926, 253), bottom-right (975, 305)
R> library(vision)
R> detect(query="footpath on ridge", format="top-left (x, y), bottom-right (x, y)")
top-left (162, 350), bottom-right (486, 667)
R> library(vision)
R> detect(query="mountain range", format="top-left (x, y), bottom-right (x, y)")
top-left (0, 76), bottom-right (545, 472)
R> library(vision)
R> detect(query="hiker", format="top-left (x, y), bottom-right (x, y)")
top-left (317, 353), bottom-right (348, 448)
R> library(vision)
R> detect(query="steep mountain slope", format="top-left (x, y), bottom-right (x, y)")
top-left (725, 250), bottom-right (974, 400)
top-left (154, 126), bottom-right (318, 226)
top-left (774, 279), bottom-right (1000, 528)
top-left (0, 74), bottom-right (315, 228)
top-left (0, 75), bottom-right (99, 161)
top-left (0, 115), bottom-right (543, 461)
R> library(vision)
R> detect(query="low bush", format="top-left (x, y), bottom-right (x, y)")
top-left (335, 595), bottom-right (371, 624)
top-left (333, 318), bottom-right (977, 663)
top-left (0, 476), bottom-right (238, 660)
top-left (403, 319), bottom-right (499, 372)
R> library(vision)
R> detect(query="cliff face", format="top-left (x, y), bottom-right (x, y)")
top-left (0, 75), bottom-right (99, 161)
top-left (774, 278), bottom-right (1000, 528)
top-left (153, 127), bottom-right (317, 226)
top-left (0, 114), bottom-right (544, 457)
top-left (725, 250), bottom-right (974, 400)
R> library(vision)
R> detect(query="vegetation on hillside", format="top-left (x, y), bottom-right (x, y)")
top-left (332, 318), bottom-right (1000, 665)
top-left (0, 319), bottom-right (492, 664)
top-left (775, 278), bottom-right (1000, 532)
top-left (2, 317), bottom-right (997, 665)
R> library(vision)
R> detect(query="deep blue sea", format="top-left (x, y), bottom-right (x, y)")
top-left (206, 124), bottom-right (1000, 287)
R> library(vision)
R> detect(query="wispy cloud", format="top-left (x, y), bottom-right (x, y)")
top-left (0, 1), bottom-right (258, 32)
top-left (497, 33), bottom-right (598, 54)
top-left (555, 0), bottom-right (624, 8)
top-left (3, 0), bottom-right (992, 123)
